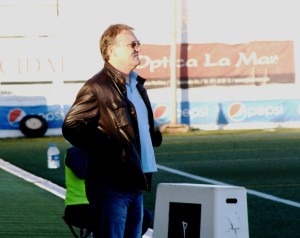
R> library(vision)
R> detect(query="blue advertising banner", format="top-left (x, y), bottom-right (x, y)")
top-left (220, 99), bottom-right (300, 124)
top-left (152, 101), bottom-right (219, 127)
top-left (1, 99), bottom-right (300, 137)
top-left (0, 105), bottom-right (64, 130)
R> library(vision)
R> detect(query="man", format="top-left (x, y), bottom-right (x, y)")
top-left (64, 146), bottom-right (154, 237)
top-left (62, 24), bottom-right (162, 238)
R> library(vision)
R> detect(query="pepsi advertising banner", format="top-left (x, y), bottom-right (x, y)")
top-left (152, 99), bottom-right (300, 128)
top-left (2, 98), bottom-right (300, 137)
top-left (220, 99), bottom-right (300, 124)
top-left (0, 105), bottom-right (64, 130)
top-left (152, 102), bottom-right (219, 127)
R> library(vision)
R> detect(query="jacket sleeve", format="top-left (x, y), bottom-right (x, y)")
top-left (62, 84), bottom-right (107, 154)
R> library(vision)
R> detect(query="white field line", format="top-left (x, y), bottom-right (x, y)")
top-left (1, 158), bottom-right (300, 209)
top-left (157, 164), bottom-right (300, 208)
top-left (0, 159), bottom-right (153, 238)
top-left (0, 159), bottom-right (66, 199)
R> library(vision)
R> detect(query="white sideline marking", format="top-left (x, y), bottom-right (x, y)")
top-left (0, 159), bottom-right (66, 199)
top-left (157, 164), bottom-right (300, 208)
top-left (1, 158), bottom-right (299, 210)
top-left (0, 158), bottom-right (153, 238)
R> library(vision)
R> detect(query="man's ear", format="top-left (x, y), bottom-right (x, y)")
top-left (108, 44), bottom-right (116, 59)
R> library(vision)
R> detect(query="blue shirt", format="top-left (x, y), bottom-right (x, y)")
top-left (126, 71), bottom-right (157, 173)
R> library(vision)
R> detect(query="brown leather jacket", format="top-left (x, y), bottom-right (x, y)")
top-left (62, 62), bottom-right (162, 191)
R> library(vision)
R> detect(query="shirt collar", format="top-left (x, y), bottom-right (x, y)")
top-left (128, 71), bottom-right (138, 86)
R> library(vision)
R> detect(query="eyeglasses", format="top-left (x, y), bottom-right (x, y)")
top-left (114, 41), bottom-right (141, 50)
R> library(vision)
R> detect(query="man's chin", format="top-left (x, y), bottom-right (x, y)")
top-left (134, 59), bottom-right (141, 67)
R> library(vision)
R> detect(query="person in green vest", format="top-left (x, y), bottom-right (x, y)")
top-left (64, 146), bottom-right (93, 237)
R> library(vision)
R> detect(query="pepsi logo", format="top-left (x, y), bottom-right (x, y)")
top-left (153, 104), bottom-right (170, 125)
top-left (8, 108), bottom-right (26, 127)
top-left (228, 102), bottom-right (247, 122)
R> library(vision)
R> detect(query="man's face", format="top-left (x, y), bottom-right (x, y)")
top-left (112, 30), bottom-right (141, 71)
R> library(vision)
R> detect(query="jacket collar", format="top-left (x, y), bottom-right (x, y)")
top-left (136, 75), bottom-right (146, 85)
top-left (104, 61), bottom-right (126, 85)
top-left (104, 61), bottom-right (146, 87)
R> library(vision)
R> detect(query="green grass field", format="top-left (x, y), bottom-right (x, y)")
top-left (1, 128), bottom-right (300, 237)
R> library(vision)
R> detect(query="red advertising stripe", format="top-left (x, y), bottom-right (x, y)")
top-left (136, 41), bottom-right (295, 87)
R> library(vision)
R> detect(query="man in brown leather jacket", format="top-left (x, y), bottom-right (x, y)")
top-left (62, 24), bottom-right (162, 238)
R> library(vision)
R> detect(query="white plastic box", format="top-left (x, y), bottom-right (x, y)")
top-left (153, 183), bottom-right (249, 238)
